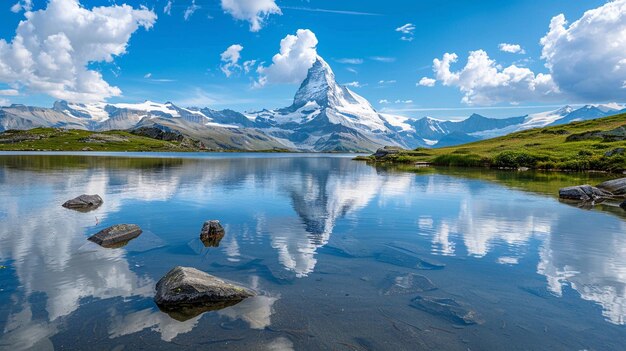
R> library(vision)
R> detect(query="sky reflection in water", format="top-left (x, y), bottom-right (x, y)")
top-left (0, 153), bottom-right (625, 350)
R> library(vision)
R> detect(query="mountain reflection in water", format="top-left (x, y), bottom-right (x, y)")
top-left (0, 153), bottom-right (625, 350)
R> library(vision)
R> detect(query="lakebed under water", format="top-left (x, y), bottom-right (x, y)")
top-left (0, 152), bottom-right (625, 350)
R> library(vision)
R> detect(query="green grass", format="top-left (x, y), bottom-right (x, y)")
top-left (360, 113), bottom-right (626, 173)
top-left (0, 128), bottom-right (204, 152)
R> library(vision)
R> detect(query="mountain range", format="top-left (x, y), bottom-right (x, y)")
top-left (1, 56), bottom-right (624, 152)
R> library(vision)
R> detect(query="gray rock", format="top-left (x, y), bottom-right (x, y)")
top-left (376, 246), bottom-right (445, 270)
top-left (200, 220), bottom-right (225, 247)
top-left (381, 273), bottom-right (437, 295)
top-left (558, 185), bottom-right (611, 202)
top-left (597, 177), bottom-right (626, 196)
top-left (373, 146), bottom-right (402, 158)
top-left (410, 296), bottom-right (481, 325)
top-left (154, 266), bottom-right (255, 320)
top-left (88, 224), bottom-right (142, 248)
top-left (604, 148), bottom-right (625, 157)
top-left (62, 194), bottom-right (103, 211)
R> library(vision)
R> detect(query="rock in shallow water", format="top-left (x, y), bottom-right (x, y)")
top-left (88, 224), bottom-right (142, 248)
top-left (410, 296), bottom-right (481, 325)
top-left (381, 273), bottom-right (437, 295)
top-left (200, 220), bottom-right (225, 247)
top-left (597, 177), bottom-right (626, 196)
top-left (376, 246), bottom-right (445, 270)
top-left (558, 185), bottom-right (611, 202)
top-left (154, 266), bottom-right (255, 319)
top-left (620, 201), bottom-right (626, 210)
top-left (62, 194), bottom-right (103, 211)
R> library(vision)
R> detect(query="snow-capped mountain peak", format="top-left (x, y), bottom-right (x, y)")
top-left (292, 56), bottom-right (338, 108)
top-left (555, 105), bottom-right (574, 115)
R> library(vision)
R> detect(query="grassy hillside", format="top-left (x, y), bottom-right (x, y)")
top-left (0, 128), bottom-right (203, 152)
top-left (358, 112), bottom-right (626, 172)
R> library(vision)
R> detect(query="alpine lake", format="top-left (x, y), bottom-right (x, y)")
top-left (1, 152), bottom-right (625, 350)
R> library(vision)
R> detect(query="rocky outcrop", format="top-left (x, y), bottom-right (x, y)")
top-left (373, 146), bottom-right (402, 158)
top-left (565, 126), bottom-right (626, 142)
top-left (88, 224), bottom-right (142, 248)
top-left (62, 194), bottom-right (103, 211)
top-left (597, 177), bottom-right (626, 196)
top-left (410, 296), bottom-right (481, 325)
top-left (200, 220), bottom-right (225, 247)
top-left (154, 266), bottom-right (254, 320)
top-left (558, 185), bottom-right (612, 202)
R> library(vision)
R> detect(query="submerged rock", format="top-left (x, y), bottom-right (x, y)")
top-left (154, 266), bottom-right (255, 319)
top-left (410, 296), bottom-right (481, 325)
top-left (376, 246), bottom-right (445, 270)
top-left (558, 185), bottom-right (611, 202)
top-left (381, 273), bottom-right (437, 295)
top-left (200, 220), bottom-right (225, 247)
top-left (597, 177), bottom-right (626, 196)
top-left (62, 194), bottom-right (103, 211)
top-left (88, 224), bottom-right (142, 248)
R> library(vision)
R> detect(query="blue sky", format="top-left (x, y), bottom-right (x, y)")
top-left (0, 0), bottom-right (622, 120)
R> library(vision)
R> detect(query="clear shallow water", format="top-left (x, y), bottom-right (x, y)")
top-left (0, 153), bottom-right (625, 350)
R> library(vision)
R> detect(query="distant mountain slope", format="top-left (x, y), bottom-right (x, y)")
top-left (0, 56), bottom-right (623, 151)
top-left (363, 112), bottom-right (626, 172)
top-left (434, 132), bottom-right (479, 148)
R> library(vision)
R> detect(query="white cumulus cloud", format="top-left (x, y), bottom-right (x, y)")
top-left (344, 81), bottom-right (362, 88)
top-left (418, 77), bottom-right (436, 87)
top-left (221, 0), bottom-right (282, 32)
top-left (256, 29), bottom-right (318, 86)
top-left (430, 50), bottom-right (558, 105)
top-left (540, 0), bottom-right (626, 101)
top-left (220, 44), bottom-right (243, 77)
top-left (0, 0), bottom-right (156, 103)
top-left (498, 43), bottom-right (525, 54)
top-left (10, 0), bottom-right (32, 13)
top-left (243, 60), bottom-right (256, 73)
top-left (0, 98), bottom-right (9, 106)
top-left (422, 0), bottom-right (626, 104)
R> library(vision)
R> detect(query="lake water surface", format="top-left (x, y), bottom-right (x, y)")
top-left (1, 152), bottom-right (626, 350)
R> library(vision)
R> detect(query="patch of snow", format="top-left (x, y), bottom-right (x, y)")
top-left (113, 101), bottom-right (180, 117)
top-left (205, 122), bottom-right (239, 129)
top-left (381, 113), bottom-right (414, 132)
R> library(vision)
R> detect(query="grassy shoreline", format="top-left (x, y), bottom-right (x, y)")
top-left (357, 112), bottom-right (626, 173)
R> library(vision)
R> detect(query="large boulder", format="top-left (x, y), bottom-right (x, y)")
top-left (154, 266), bottom-right (255, 320)
top-left (62, 194), bottom-right (103, 211)
top-left (597, 178), bottom-right (626, 196)
top-left (200, 220), bottom-right (225, 247)
top-left (88, 224), bottom-right (142, 248)
top-left (558, 185), bottom-right (611, 202)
